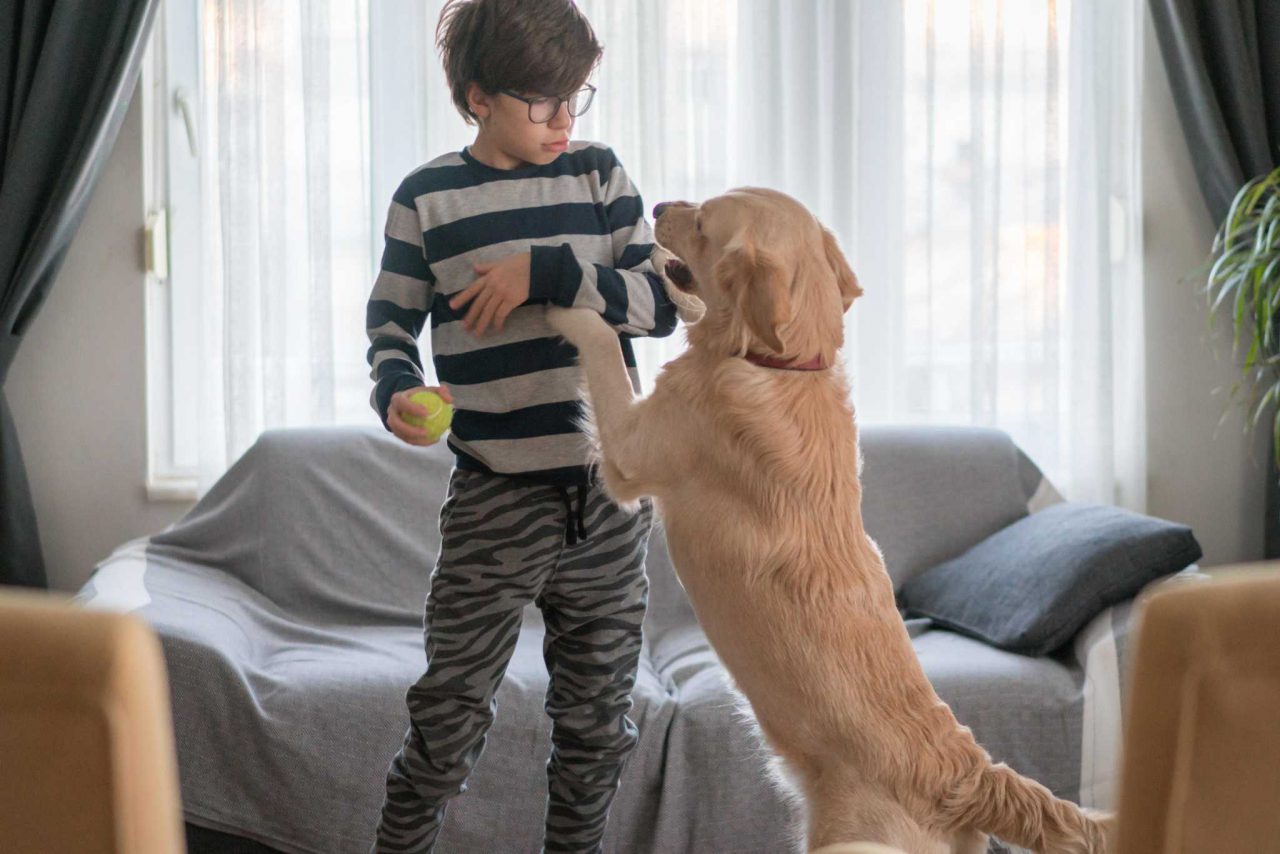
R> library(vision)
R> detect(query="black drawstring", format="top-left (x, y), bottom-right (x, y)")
top-left (555, 483), bottom-right (589, 545)
top-left (575, 484), bottom-right (587, 541)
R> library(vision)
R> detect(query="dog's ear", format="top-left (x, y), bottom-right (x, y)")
top-left (822, 226), bottom-right (862, 313)
top-left (714, 239), bottom-right (791, 354)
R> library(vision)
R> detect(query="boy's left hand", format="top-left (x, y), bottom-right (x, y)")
top-left (449, 252), bottom-right (531, 335)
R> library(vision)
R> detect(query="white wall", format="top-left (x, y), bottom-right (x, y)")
top-left (7, 8), bottom-right (1271, 592)
top-left (1140, 9), bottom-right (1271, 568)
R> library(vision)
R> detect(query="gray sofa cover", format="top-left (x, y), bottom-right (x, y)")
top-left (76, 425), bottom-right (1184, 853)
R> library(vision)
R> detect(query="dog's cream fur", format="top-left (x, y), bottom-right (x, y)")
top-left (546, 188), bottom-right (1113, 853)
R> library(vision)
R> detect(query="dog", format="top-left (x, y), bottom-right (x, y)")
top-left (545, 187), bottom-right (1113, 853)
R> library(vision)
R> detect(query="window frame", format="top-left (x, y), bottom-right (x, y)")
top-left (143, 0), bottom-right (204, 502)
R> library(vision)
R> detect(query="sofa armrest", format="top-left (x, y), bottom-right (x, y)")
top-left (1069, 564), bottom-right (1209, 808)
top-left (1074, 566), bottom-right (1207, 674)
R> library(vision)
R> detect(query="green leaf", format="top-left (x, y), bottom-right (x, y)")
top-left (1204, 165), bottom-right (1280, 448)
top-left (1273, 405), bottom-right (1280, 474)
top-left (1234, 269), bottom-right (1251, 336)
top-left (1223, 182), bottom-right (1253, 247)
top-left (1260, 196), bottom-right (1280, 248)
top-left (1253, 383), bottom-right (1277, 429)
top-left (1215, 220), bottom-right (1260, 255)
top-left (1208, 243), bottom-right (1251, 291)
top-left (1209, 258), bottom-right (1248, 315)
top-left (1263, 254), bottom-right (1280, 294)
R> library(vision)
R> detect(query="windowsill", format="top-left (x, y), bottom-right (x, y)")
top-left (146, 473), bottom-right (198, 503)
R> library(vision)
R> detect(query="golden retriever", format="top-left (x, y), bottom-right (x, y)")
top-left (544, 188), bottom-right (1113, 853)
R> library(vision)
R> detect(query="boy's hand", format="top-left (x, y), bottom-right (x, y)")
top-left (449, 252), bottom-right (531, 336)
top-left (388, 384), bottom-right (453, 446)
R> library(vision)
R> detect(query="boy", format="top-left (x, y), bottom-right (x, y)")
top-left (364, 1), bottom-right (678, 851)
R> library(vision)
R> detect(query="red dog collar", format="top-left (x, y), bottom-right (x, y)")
top-left (743, 353), bottom-right (827, 371)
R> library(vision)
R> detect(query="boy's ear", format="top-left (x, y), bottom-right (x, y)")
top-left (713, 239), bottom-right (791, 354)
top-left (466, 82), bottom-right (491, 120)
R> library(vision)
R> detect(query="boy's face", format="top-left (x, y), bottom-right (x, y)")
top-left (467, 82), bottom-right (576, 169)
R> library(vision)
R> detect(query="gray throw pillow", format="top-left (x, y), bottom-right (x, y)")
top-left (899, 502), bottom-right (1203, 656)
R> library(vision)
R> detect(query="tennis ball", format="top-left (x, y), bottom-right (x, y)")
top-left (403, 390), bottom-right (454, 442)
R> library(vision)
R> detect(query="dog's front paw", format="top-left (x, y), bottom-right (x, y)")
top-left (545, 305), bottom-right (612, 348)
top-left (651, 245), bottom-right (706, 324)
top-left (598, 457), bottom-right (644, 511)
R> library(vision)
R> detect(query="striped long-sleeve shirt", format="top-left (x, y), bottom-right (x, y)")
top-left (366, 141), bottom-right (679, 485)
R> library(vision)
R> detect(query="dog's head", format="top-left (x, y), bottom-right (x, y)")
top-left (653, 188), bottom-right (862, 360)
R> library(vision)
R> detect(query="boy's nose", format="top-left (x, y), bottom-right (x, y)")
top-left (549, 101), bottom-right (572, 128)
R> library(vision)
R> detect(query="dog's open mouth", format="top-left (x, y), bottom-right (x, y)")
top-left (664, 257), bottom-right (695, 292)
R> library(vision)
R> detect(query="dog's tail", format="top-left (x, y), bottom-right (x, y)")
top-left (937, 761), bottom-right (1113, 853)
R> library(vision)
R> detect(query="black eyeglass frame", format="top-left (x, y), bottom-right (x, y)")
top-left (498, 84), bottom-right (597, 123)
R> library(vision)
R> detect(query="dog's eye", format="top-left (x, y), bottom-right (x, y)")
top-left (695, 216), bottom-right (703, 232)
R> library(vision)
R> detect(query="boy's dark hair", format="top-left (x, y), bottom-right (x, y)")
top-left (436, 0), bottom-right (603, 125)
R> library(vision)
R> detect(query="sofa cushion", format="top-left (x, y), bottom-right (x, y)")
top-left (899, 502), bottom-right (1203, 656)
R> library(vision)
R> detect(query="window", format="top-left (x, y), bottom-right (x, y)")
top-left (146, 0), bottom-right (1142, 507)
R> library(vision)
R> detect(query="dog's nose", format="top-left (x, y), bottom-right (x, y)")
top-left (653, 201), bottom-right (689, 220)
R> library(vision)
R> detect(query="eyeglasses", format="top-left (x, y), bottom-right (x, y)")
top-left (498, 84), bottom-right (596, 123)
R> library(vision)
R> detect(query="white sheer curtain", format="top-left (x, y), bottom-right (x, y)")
top-left (194, 0), bottom-right (1143, 508)
top-left (197, 0), bottom-right (374, 494)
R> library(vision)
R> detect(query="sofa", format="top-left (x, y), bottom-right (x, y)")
top-left (75, 424), bottom-right (1194, 853)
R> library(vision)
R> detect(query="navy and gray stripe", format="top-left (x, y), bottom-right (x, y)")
top-left (365, 142), bottom-right (678, 484)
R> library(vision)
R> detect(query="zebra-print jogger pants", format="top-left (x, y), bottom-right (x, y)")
top-left (371, 467), bottom-right (654, 854)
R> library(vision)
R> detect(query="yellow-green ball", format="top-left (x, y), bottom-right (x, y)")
top-left (403, 390), bottom-right (453, 442)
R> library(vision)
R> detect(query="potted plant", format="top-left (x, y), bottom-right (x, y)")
top-left (1204, 165), bottom-right (1280, 556)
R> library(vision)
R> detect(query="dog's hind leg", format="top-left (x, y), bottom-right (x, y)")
top-left (810, 845), bottom-right (913, 854)
top-left (804, 785), bottom-right (948, 854)
top-left (947, 827), bottom-right (987, 854)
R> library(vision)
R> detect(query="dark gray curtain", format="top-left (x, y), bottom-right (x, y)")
top-left (0, 0), bottom-right (160, 587)
top-left (1149, 0), bottom-right (1280, 556)
top-left (1148, 0), bottom-right (1280, 223)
